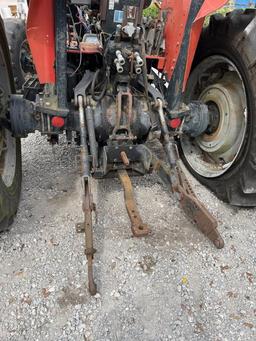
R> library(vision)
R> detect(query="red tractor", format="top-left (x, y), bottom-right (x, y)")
top-left (1, 0), bottom-right (256, 294)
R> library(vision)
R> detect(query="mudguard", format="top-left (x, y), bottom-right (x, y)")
top-left (162, 0), bottom-right (228, 110)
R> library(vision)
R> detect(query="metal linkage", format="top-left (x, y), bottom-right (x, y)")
top-left (77, 95), bottom-right (97, 295)
top-left (155, 99), bottom-right (224, 249)
top-left (118, 170), bottom-right (150, 237)
top-left (111, 88), bottom-right (134, 141)
top-left (82, 177), bottom-right (97, 295)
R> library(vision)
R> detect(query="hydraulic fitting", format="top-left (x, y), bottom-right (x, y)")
top-left (135, 66), bottom-right (142, 75)
top-left (114, 59), bottom-right (124, 73)
top-left (134, 52), bottom-right (144, 67)
top-left (116, 50), bottom-right (125, 66)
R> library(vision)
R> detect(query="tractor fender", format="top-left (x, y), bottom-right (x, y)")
top-left (184, 0), bottom-right (229, 88)
top-left (162, 0), bottom-right (228, 88)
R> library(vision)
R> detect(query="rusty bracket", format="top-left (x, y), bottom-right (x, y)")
top-left (151, 155), bottom-right (224, 249)
top-left (118, 170), bottom-right (150, 237)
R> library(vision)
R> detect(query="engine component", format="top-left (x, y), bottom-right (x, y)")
top-left (100, 0), bottom-right (142, 34)
top-left (114, 59), bottom-right (124, 73)
top-left (135, 66), bottom-right (142, 74)
top-left (134, 52), bottom-right (144, 67)
top-left (80, 34), bottom-right (103, 54)
top-left (94, 94), bottom-right (151, 143)
top-left (116, 50), bottom-right (125, 66)
top-left (10, 95), bottom-right (38, 137)
top-left (182, 102), bottom-right (210, 138)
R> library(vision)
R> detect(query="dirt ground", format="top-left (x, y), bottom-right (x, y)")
top-left (0, 133), bottom-right (255, 341)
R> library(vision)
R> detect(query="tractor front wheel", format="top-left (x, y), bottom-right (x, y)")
top-left (179, 10), bottom-right (256, 206)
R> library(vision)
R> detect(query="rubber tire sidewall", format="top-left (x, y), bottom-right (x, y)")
top-left (0, 138), bottom-right (22, 232)
top-left (4, 18), bottom-right (27, 91)
top-left (0, 24), bottom-right (22, 231)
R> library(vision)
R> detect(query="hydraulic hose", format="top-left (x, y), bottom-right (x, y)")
top-left (91, 69), bottom-right (108, 102)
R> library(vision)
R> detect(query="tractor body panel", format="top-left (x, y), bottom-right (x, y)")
top-left (161, 0), bottom-right (228, 109)
top-left (160, 0), bottom-right (228, 83)
top-left (26, 0), bottom-right (55, 84)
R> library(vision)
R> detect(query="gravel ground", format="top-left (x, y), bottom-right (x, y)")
top-left (0, 133), bottom-right (255, 341)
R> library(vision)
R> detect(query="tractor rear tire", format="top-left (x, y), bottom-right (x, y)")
top-left (4, 18), bottom-right (29, 91)
top-left (0, 20), bottom-right (22, 232)
top-left (179, 9), bottom-right (256, 206)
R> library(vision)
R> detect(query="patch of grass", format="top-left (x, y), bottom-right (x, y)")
top-left (143, 4), bottom-right (160, 19)
top-left (143, 3), bottom-right (233, 26)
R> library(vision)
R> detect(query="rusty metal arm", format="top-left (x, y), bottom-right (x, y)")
top-left (151, 155), bottom-right (224, 249)
top-left (153, 99), bottom-right (224, 249)
top-left (77, 95), bottom-right (97, 295)
top-left (118, 169), bottom-right (150, 237)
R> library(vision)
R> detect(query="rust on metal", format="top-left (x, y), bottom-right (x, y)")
top-left (176, 167), bottom-right (224, 249)
top-left (77, 96), bottom-right (97, 295)
top-left (152, 98), bottom-right (224, 249)
top-left (118, 169), bottom-right (150, 237)
top-left (120, 151), bottom-right (130, 166)
top-left (112, 88), bottom-right (135, 140)
top-left (82, 177), bottom-right (97, 295)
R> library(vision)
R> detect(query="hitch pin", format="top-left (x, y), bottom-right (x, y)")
top-left (120, 151), bottom-right (130, 166)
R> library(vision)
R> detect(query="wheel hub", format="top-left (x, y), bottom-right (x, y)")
top-left (197, 76), bottom-right (245, 159)
top-left (181, 56), bottom-right (248, 178)
top-left (206, 101), bottom-right (220, 134)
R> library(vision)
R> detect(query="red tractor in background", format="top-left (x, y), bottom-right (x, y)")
top-left (1, 0), bottom-right (256, 294)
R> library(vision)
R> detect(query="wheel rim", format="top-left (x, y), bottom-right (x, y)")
top-left (181, 55), bottom-right (248, 178)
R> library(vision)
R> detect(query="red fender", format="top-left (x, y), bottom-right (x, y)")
top-left (27, 0), bottom-right (55, 84)
top-left (162, 0), bottom-right (228, 89)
